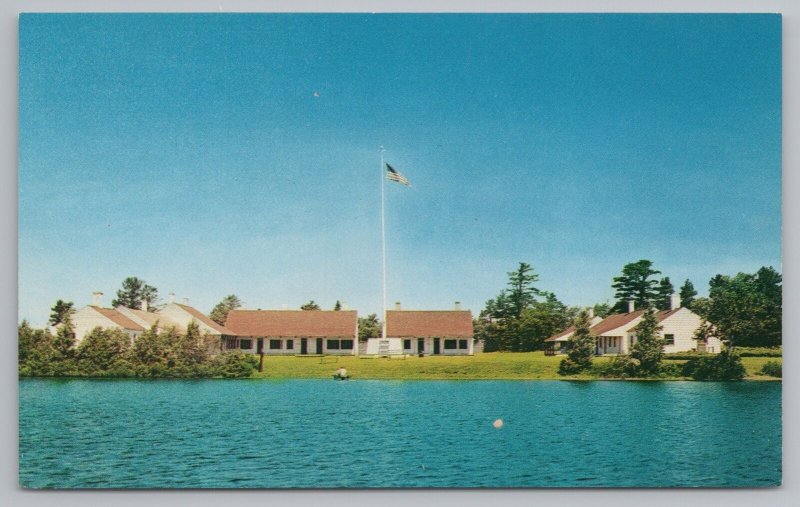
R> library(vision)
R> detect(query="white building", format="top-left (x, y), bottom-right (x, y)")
top-left (546, 295), bottom-right (723, 355)
top-left (157, 301), bottom-right (238, 352)
top-left (367, 302), bottom-right (474, 356)
top-left (71, 292), bottom-right (145, 345)
top-left (224, 310), bottom-right (358, 355)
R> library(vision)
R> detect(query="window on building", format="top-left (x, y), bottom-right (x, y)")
top-left (327, 339), bottom-right (340, 350)
top-left (341, 340), bottom-right (353, 350)
top-left (664, 334), bottom-right (675, 345)
top-left (225, 338), bottom-right (237, 350)
top-left (269, 339), bottom-right (282, 350)
top-left (240, 339), bottom-right (252, 350)
top-left (444, 339), bottom-right (457, 349)
top-left (458, 339), bottom-right (468, 349)
top-left (404, 339), bottom-right (411, 350)
top-left (286, 339), bottom-right (294, 350)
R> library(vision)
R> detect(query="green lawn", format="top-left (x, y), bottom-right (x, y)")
top-left (251, 352), bottom-right (781, 380)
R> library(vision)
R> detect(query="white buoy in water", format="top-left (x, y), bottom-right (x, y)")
top-left (493, 418), bottom-right (503, 429)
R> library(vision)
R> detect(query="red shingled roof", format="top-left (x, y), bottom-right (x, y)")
top-left (546, 308), bottom-right (686, 341)
top-left (386, 311), bottom-right (473, 338)
top-left (92, 307), bottom-right (145, 331)
top-left (225, 310), bottom-right (357, 337)
top-left (175, 303), bottom-right (236, 335)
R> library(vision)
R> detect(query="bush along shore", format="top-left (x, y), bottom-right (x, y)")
top-left (18, 321), bottom-right (258, 379)
top-left (18, 321), bottom-right (780, 381)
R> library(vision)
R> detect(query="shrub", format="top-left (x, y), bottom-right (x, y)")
top-left (682, 349), bottom-right (745, 381)
top-left (736, 347), bottom-right (782, 357)
top-left (759, 361), bottom-right (782, 378)
top-left (209, 351), bottom-right (258, 378)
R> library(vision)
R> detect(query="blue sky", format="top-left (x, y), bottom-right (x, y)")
top-left (19, 14), bottom-right (781, 325)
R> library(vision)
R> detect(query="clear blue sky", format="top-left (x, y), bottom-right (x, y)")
top-left (19, 14), bottom-right (781, 326)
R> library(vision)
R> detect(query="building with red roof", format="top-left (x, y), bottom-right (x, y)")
top-left (225, 309), bottom-right (358, 355)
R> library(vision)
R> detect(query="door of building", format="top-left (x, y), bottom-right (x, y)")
top-left (256, 338), bottom-right (264, 354)
top-left (417, 338), bottom-right (425, 355)
top-left (300, 338), bottom-right (308, 355)
top-left (316, 338), bottom-right (323, 354)
top-left (433, 338), bottom-right (440, 355)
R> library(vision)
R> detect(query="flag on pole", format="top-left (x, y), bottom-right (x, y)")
top-left (385, 163), bottom-right (410, 186)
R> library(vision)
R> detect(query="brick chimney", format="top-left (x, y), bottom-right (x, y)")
top-left (395, 302), bottom-right (402, 311)
top-left (670, 293), bottom-right (681, 310)
top-left (628, 300), bottom-right (635, 313)
top-left (92, 291), bottom-right (103, 307)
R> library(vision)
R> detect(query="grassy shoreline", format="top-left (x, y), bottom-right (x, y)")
top-left (250, 352), bottom-right (781, 381)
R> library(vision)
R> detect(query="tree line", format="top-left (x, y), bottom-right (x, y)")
top-left (477, 259), bottom-right (781, 353)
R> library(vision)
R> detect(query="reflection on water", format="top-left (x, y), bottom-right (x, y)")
top-left (19, 379), bottom-right (781, 488)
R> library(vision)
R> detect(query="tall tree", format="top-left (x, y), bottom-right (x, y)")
top-left (209, 295), bottom-right (243, 325)
top-left (679, 279), bottom-right (698, 309)
top-left (334, 300), bottom-right (342, 311)
top-left (629, 307), bottom-right (665, 376)
top-left (300, 300), bottom-right (321, 311)
top-left (112, 277), bottom-right (158, 311)
top-left (656, 277), bottom-right (674, 310)
top-left (357, 314), bottom-right (381, 341)
top-left (558, 309), bottom-right (596, 375)
top-left (49, 299), bottom-right (75, 326)
top-left (704, 267), bottom-right (782, 347)
top-left (52, 314), bottom-right (76, 359)
top-left (611, 260), bottom-right (661, 313)
top-left (506, 262), bottom-right (541, 318)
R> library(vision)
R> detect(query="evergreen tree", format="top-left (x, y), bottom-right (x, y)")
top-left (629, 307), bottom-right (665, 376)
top-left (656, 277), bottom-right (674, 310)
top-left (611, 260), bottom-right (661, 313)
top-left (558, 310), bottom-right (595, 374)
top-left (209, 295), bottom-right (242, 325)
top-left (49, 299), bottom-right (75, 326)
top-left (506, 262), bottom-right (541, 318)
top-left (300, 300), bottom-right (321, 311)
top-left (679, 279), bottom-right (698, 309)
top-left (112, 277), bottom-right (159, 311)
top-left (52, 315), bottom-right (76, 359)
top-left (334, 300), bottom-right (342, 311)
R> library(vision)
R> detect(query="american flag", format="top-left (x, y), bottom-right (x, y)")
top-left (385, 163), bottom-right (410, 186)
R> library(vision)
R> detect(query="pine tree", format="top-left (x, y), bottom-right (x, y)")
top-left (656, 277), bottom-right (674, 310)
top-left (112, 277), bottom-right (159, 311)
top-left (611, 260), bottom-right (661, 313)
top-left (334, 300), bottom-right (342, 311)
top-left (558, 309), bottom-right (595, 374)
top-left (629, 307), bottom-right (665, 376)
top-left (506, 262), bottom-right (541, 318)
top-left (209, 295), bottom-right (243, 325)
top-left (679, 279), bottom-right (698, 309)
top-left (300, 300), bottom-right (321, 311)
top-left (49, 299), bottom-right (75, 326)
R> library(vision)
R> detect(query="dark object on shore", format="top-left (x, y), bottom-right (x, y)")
top-left (333, 374), bottom-right (349, 381)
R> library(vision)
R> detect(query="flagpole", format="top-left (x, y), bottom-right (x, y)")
top-left (380, 146), bottom-right (387, 341)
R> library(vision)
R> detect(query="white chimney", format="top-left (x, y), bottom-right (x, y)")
top-left (395, 302), bottom-right (402, 311)
top-left (342, 301), bottom-right (349, 310)
top-left (454, 301), bottom-right (462, 311)
top-left (587, 307), bottom-right (594, 319)
top-left (670, 293), bottom-right (681, 311)
top-left (628, 300), bottom-right (635, 313)
top-left (141, 299), bottom-right (148, 312)
top-left (168, 292), bottom-right (175, 304)
top-left (182, 297), bottom-right (189, 305)
top-left (92, 291), bottom-right (103, 307)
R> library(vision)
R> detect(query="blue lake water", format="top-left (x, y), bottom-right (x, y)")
top-left (18, 379), bottom-right (781, 488)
